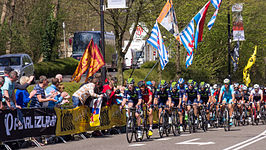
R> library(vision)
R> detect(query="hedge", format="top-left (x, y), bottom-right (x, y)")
top-left (34, 57), bottom-right (79, 78)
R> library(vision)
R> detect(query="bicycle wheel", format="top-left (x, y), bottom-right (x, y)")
top-left (158, 112), bottom-right (165, 138)
top-left (164, 112), bottom-right (170, 137)
top-left (172, 111), bottom-right (180, 136)
top-left (126, 117), bottom-right (134, 143)
top-left (223, 108), bottom-right (228, 132)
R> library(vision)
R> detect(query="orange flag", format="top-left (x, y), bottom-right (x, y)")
top-left (72, 39), bottom-right (105, 82)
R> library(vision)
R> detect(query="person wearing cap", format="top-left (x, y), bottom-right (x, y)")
top-left (219, 78), bottom-right (235, 126)
top-left (30, 76), bottom-right (57, 108)
top-left (55, 74), bottom-right (63, 83)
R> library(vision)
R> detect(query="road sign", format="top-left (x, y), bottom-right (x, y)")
top-left (176, 138), bottom-right (215, 146)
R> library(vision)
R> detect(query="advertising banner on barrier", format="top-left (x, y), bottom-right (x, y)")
top-left (55, 106), bottom-right (91, 136)
top-left (0, 108), bottom-right (57, 142)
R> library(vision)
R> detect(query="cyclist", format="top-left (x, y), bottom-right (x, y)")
top-left (154, 80), bottom-right (171, 132)
top-left (170, 82), bottom-right (183, 130)
top-left (212, 84), bottom-right (221, 124)
top-left (138, 81), bottom-right (154, 136)
top-left (250, 84), bottom-right (263, 119)
top-left (198, 82), bottom-right (211, 127)
top-left (219, 78), bottom-right (235, 126)
top-left (121, 78), bottom-right (142, 139)
top-left (184, 80), bottom-right (200, 125)
top-left (242, 86), bottom-right (251, 122)
top-left (234, 83), bottom-right (243, 122)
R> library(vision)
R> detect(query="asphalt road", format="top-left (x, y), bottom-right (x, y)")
top-left (28, 124), bottom-right (266, 150)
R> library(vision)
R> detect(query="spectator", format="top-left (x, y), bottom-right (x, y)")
top-left (3, 66), bottom-right (13, 77)
top-left (45, 78), bottom-right (69, 108)
top-left (72, 78), bottom-right (103, 108)
top-left (55, 74), bottom-right (63, 83)
top-left (15, 76), bottom-right (37, 108)
top-left (1, 71), bottom-right (24, 126)
top-left (103, 77), bottom-right (118, 106)
top-left (30, 76), bottom-right (56, 108)
top-left (0, 76), bottom-right (4, 109)
top-left (4, 66), bottom-right (34, 90)
top-left (1, 71), bottom-right (20, 109)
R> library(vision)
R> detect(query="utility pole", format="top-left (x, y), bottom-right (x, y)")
top-left (227, 1), bottom-right (231, 79)
top-left (100, 0), bottom-right (106, 82)
top-left (63, 22), bottom-right (66, 58)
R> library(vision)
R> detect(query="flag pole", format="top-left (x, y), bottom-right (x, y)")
top-left (100, 0), bottom-right (106, 82)
top-left (144, 59), bottom-right (159, 81)
top-left (227, 0), bottom-right (231, 79)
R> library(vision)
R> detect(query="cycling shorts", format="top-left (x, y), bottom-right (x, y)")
top-left (222, 97), bottom-right (233, 104)
top-left (158, 98), bottom-right (168, 108)
top-left (172, 100), bottom-right (183, 112)
top-left (187, 98), bottom-right (198, 105)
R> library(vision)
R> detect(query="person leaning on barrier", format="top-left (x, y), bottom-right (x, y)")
top-left (45, 78), bottom-right (69, 108)
top-left (72, 77), bottom-right (103, 108)
top-left (30, 76), bottom-right (57, 108)
top-left (15, 76), bottom-right (37, 108)
top-left (103, 77), bottom-right (118, 106)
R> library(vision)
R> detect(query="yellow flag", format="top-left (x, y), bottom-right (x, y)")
top-left (243, 46), bottom-right (257, 86)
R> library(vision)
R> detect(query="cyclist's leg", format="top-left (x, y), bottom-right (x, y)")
top-left (148, 105), bottom-right (153, 129)
top-left (158, 100), bottom-right (163, 123)
top-left (193, 99), bottom-right (198, 118)
top-left (228, 98), bottom-right (233, 123)
top-left (178, 102), bottom-right (183, 125)
top-left (127, 101), bottom-right (134, 117)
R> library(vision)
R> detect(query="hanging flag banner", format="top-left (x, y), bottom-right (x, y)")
top-left (207, 0), bottom-right (222, 30)
top-left (232, 3), bottom-right (245, 41)
top-left (147, 21), bottom-right (169, 70)
top-left (180, 19), bottom-right (195, 68)
top-left (157, 0), bottom-right (180, 41)
top-left (243, 46), bottom-right (257, 86)
top-left (231, 41), bottom-right (240, 72)
top-left (107, 0), bottom-right (127, 9)
top-left (193, 1), bottom-right (211, 49)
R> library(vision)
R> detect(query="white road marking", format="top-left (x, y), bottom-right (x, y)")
top-left (224, 130), bottom-right (266, 150)
top-left (129, 143), bottom-right (145, 147)
top-left (180, 134), bottom-right (191, 137)
top-left (156, 137), bottom-right (172, 141)
top-left (176, 138), bottom-right (215, 146)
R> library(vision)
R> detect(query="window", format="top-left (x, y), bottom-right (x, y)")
top-left (0, 57), bottom-right (21, 66)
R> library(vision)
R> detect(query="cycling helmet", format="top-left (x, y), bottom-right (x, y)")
top-left (188, 80), bottom-right (194, 86)
top-left (159, 80), bottom-right (168, 88)
top-left (199, 82), bottom-right (206, 88)
top-left (234, 83), bottom-right (239, 88)
top-left (138, 81), bottom-right (145, 87)
top-left (127, 78), bottom-right (135, 85)
top-left (254, 84), bottom-right (260, 89)
top-left (178, 78), bottom-right (185, 84)
top-left (213, 84), bottom-right (218, 89)
top-left (224, 78), bottom-right (230, 84)
top-left (242, 86), bottom-right (248, 91)
top-left (206, 83), bottom-right (210, 88)
top-left (146, 81), bottom-right (152, 86)
top-left (171, 82), bottom-right (178, 90)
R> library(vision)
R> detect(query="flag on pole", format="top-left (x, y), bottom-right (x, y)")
top-left (71, 39), bottom-right (105, 82)
top-left (243, 46), bottom-right (257, 86)
top-left (180, 19), bottom-right (195, 68)
top-left (207, 0), bottom-right (222, 30)
top-left (147, 21), bottom-right (169, 70)
top-left (157, 0), bottom-right (180, 41)
top-left (193, 1), bottom-right (211, 49)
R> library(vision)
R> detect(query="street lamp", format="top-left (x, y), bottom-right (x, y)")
top-left (63, 22), bottom-right (67, 58)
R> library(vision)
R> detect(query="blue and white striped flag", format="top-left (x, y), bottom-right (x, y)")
top-left (208, 0), bottom-right (222, 30)
top-left (180, 19), bottom-right (195, 68)
top-left (147, 21), bottom-right (169, 70)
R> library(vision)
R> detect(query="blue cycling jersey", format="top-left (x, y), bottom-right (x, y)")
top-left (220, 85), bottom-right (234, 99)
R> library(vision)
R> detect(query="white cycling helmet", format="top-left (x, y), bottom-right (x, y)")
top-left (254, 84), bottom-right (260, 89)
top-left (242, 86), bottom-right (248, 91)
top-left (213, 84), bottom-right (218, 89)
top-left (224, 78), bottom-right (230, 84)
top-left (234, 83), bottom-right (239, 88)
